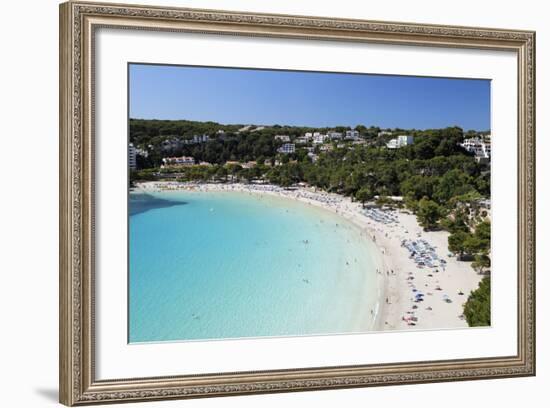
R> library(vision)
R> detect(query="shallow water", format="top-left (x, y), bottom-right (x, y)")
top-left (129, 190), bottom-right (380, 343)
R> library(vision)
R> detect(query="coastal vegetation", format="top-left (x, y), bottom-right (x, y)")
top-left (463, 276), bottom-right (491, 326)
top-left (130, 119), bottom-right (490, 232)
top-left (130, 118), bottom-right (491, 327)
top-left (447, 220), bottom-right (491, 264)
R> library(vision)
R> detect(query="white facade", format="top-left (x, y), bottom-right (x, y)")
top-left (128, 143), bottom-right (137, 170)
top-left (345, 130), bottom-right (360, 140)
top-left (327, 131), bottom-right (343, 140)
top-left (274, 135), bottom-right (291, 142)
top-left (482, 142), bottom-right (491, 157)
top-left (461, 137), bottom-right (491, 161)
top-left (313, 133), bottom-right (328, 144)
top-left (387, 134), bottom-right (414, 149)
top-left (277, 143), bottom-right (296, 154)
top-left (162, 156), bottom-right (195, 166)
top-left (461, 137), bottom-right (484, 155)
top-left (378, 130), bottom-right (393, 137)
top-left (398, 135), bottom-right (414, 146)
top-left (181, 134), bottom-right (210, 144)
top-left (193, 134), bottom-right (209, 144)
top-left (386, 139), bottom-right (399, 149)
top-left (295, 136), bottom-right (309, 144)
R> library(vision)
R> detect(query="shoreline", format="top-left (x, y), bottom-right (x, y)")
top-left (134, 181), bottom-right (483, 332)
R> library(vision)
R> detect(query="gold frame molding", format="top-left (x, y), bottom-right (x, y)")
top-left (59, 1), bottom-right (536, 405)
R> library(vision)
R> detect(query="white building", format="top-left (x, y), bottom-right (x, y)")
top-left (327, 131), bottom-right (343, 140)
top-left (461, 136), bottom-right (491, 162)
top-left (377, 130), bottom-right (393, 137)
top-left (386, 139), bottom-right (399, 149)
top-left (162, 156), bottom-right (195, 167)
top-left (483, 141), bottom-right (491, 157)
top-left (277, 143), bottom-right (296, 154)
top-left (193, 134), bottom-right (209, 144)
top-left (313, 133), bottom-right (328, 144)
top-left (128, 143), bottom-right (137, 170)
top-left (398, 135), bottom-right (414, 146)
top-left (182, 134), bottom-right (210, 144)
top-left (387, 134), bottom-right (414, 149)
top-left (295, 136), bottom-right (309, 144)
top-left (345, 130), bottom-right (360, 140)
top-left (274, 135), bottom-right (291, 142)
top-left (461, 137), bottom-right (484, 155)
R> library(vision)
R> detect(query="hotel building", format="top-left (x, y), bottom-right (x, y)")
top-left (312, 133), bottom-right (328, 144)
top-left (128, 143), bottom-right (137, 170)
top-left (161, 156), bottom-right (195, 167)
top-left (277, 143), bottom-right (296, 154)
top-left (461, 136), bottom-right (491, 163)
top-left (387, 134), bottom-right (414, 149)
top-left (345, 130), bottom-right (360, 140)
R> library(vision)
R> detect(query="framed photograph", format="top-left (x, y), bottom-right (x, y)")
top-left (59, 1), bottom-right (536, 405)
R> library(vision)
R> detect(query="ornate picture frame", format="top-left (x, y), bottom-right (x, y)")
top-left (59, 1), bottom-right (535, 405)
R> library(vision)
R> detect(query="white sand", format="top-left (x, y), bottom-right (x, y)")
top-left (135, 181), bottom-right (483, 331)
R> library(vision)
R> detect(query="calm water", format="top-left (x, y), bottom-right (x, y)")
top-left (129, 190), bottom-right (381, 343)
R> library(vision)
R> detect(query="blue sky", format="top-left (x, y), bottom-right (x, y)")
top-left (129, 64), bottom-right (490, 131)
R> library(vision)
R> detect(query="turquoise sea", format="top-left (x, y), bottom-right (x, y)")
top-left (129, 190), bottom-right (381, 343)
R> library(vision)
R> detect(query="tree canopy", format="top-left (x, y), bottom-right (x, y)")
top-left (463, 277), bottom-right (491, 327)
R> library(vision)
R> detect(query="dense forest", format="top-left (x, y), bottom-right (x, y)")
top-left (463, 277), bottom-right (491, 326)
top-left (130, 118), bottom-right (399, 167)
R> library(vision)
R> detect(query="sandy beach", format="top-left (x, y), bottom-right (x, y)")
top-left (135, 181), bottom-right (483, 332)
